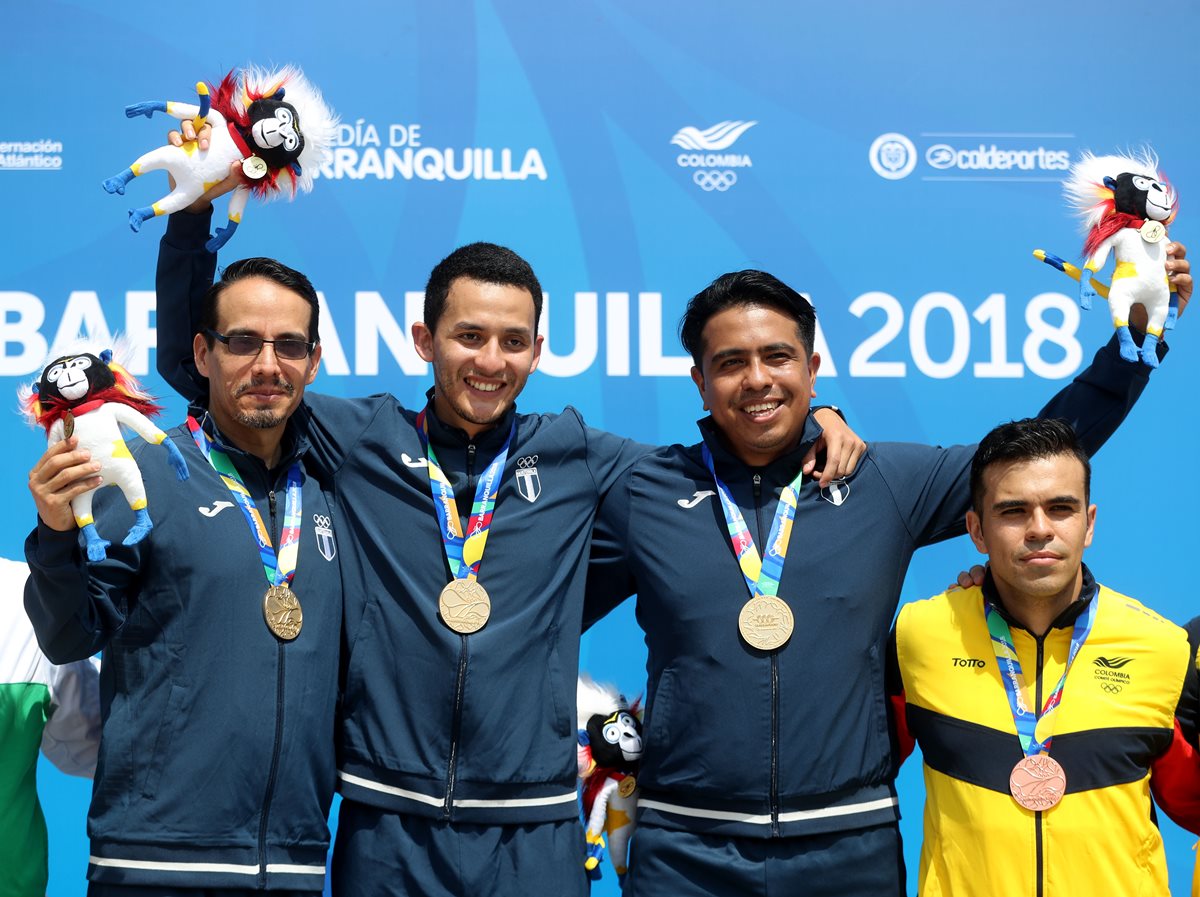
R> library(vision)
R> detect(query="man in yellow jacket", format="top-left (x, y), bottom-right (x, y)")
top-left (889, 417), bottom-right (1200, 896)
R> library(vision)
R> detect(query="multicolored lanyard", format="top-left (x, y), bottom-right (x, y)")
top-left (984, 593), bottom-right (1098, 756)
top-left (701, 443), bottom-right (803, 599)
top-left (415, 407), bottom-right (515, 582)
top-left (186, 416), bottom-right (302, 589)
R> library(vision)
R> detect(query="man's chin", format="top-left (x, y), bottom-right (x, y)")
top-left (236, 409), bottom-right (289, 430)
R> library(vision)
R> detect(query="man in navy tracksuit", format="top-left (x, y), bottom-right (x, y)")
top-left (24, 258), bottom-right (343, 894)
top-left (583, 268), bottom-right (1187, 895)
top-left (153, 210), bottom-right (871, 895)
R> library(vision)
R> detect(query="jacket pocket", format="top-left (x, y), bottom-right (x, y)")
top-left (644, 668), bottom-right (675, 754)
top-left (546, 624), bottom-right (572, 738)
top-left (140, 682), bottom-right (187, 800)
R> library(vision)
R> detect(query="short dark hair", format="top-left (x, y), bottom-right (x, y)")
top-left (200, 257), bottom-right (321, 344)
top-left (679, 270), bottom-right (816, 366)
top-left (424, 242), bottom-right (543, 336)
top-left (970, 418), bottom-right (1091, 513)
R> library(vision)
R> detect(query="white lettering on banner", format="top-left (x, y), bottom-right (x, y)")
top-left (0, 292), bottom-right (47, 375)
top-left (125, 291), bottom-right (157, 375)
top-left (354, 291), bottom-right (427, 376)
top-left (316, 119), bottom-right (547, 182)
top-left (1, 291), bottom-right (1083, 381)
top-left (315, 292), bottom-right (350, 376)
top-left (539, 292), bottom-right (599, 378)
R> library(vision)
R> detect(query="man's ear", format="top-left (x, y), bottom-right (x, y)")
top-left (194, 332), bottom-right (211, 378)
top-left (690, 366), bottom-right (707, 410)
top-left (965, 509), bottom-right (989, 556)
top-left (412, 321), bottom-right (434, 363)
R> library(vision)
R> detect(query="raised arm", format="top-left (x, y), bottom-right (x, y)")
top-left (156, 208), bottom-right (217, 402)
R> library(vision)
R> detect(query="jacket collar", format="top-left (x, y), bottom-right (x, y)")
top-left (422, 386), bottom-right (517, 453)
top-left (697, 412), bottom-right (824, 481)
top-left (189, 399), bottom-right (309, 472)
top-left (981, 563), bottom-right (1099, 633)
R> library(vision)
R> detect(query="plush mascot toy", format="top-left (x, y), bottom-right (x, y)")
top-left (20, 349), bottom-right (189, 562)
top-left (1035, 150), bottom-right (1179, 367)
top-left (102, 65), bottom-right (337, 252)
top-left (577, 675), bottom-right (644, 885)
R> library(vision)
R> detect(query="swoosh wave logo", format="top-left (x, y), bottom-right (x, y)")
top-left (670, 121), bottom-right (758, 151)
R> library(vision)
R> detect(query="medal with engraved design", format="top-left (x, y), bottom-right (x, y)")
top-left (263, 584), bottom-right (303, 641)
top-left (984, 594), bottom-right (1096, 816)
top-left (618, 775), bottom-right (637, 798)
top-left (63, 410), bottom-right (75, 439)
top-left (701, 442), bottom-right (806, 655)
top-left (438, 579), bottom-right (491, 634)
top-left (186, 417), bottom-right (308, 644)
top-left (1009, 754), bottom-right (1066, 811)
top-left (417, 409), bottom-right (517, 638)
top-left (738, 595), bottom-right (795, 651)
top-left (1140, 220), bottom-right (1166, 243)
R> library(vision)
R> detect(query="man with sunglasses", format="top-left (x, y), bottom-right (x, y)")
top-left (23, 258), bottom-right (345, 895)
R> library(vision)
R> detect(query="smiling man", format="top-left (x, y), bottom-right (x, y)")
top-left (584, 268), bottom-right (1184, 896)
top-left (890, 417), bottom-right (1200, 896)
top-left (24, 258), bottom-right (344, 895)
top-left (156, 219), bottom-right (864, 896)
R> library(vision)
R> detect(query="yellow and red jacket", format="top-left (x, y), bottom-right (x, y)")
top-left (893, 570), bottom-right (1198, 897)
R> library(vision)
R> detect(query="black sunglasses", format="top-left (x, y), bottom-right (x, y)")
top-left (206, 330), bottom-right (316, 361)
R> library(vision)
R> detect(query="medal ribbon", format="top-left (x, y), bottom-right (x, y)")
top-left (701, 443), bottom-right (803, 599)
top-left (186, 416), bottom-right (302, 588)
top-left (984, 593), bottom-right (1097, 757)
top-left (416, 407), bottom-right (516, 582)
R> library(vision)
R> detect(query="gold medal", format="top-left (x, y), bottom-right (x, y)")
top-left (439, 579), bottom-right (491, 634)
top-left (63, 411), bottom-right (75, 440)
top-left (263, 584), bottom-right (303, 641)
top-left (1009, 754), bottom-right (1066, 811)
top-left (1140, 220), bottom-right (1167, 243)
top-left (618, 775), bottom-right (637, 798)
top-left (738, 595), bottom-right (794, 651)
top-left (242, 155), bottom-right (269, 179)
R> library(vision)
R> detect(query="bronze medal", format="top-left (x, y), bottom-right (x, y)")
top-left (1140, 220), bottom-right (1166, 243)
top-left (439, 579), bottom-right (491, 634)
top-left (1009, 754), bottom-right (1066, 811)
top-left (242, 155), bottom-right (269, 179)
top-left (738, 595), bottom-right (794, 652)
top-left (263, 584), bottom-right (303, 641)
top-left (63, 411), bottom-right (75, 440)
top-left (618, 775), bottom-right (637, 799)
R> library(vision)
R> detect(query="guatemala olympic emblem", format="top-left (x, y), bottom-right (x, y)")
top-left (693, 170), bottom-right (737, 192)
top-left (820, 479), bottom-right (850, 507)
top-left (313, 514), bottom-right (337, 561)
top-left (515, 455), bottom-right (542, 503)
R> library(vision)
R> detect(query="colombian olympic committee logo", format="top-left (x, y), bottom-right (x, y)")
top-left (868, 133), bottom-right (917, 180)
top-left (672, 120), bottom-right (756, 192)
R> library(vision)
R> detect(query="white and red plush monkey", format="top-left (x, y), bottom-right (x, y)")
top-left (577, 675), bottom-right (644, 885)
top-left (20, 349), bottom-right (188, 562)
top-left (102, 65), bottom-right (336, 252)
top-left (1038, 150), bottom-right (1179, 367)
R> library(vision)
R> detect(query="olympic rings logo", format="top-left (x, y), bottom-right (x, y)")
top-left (517, 455), bottom-right (539, 468)
top-left (312, 514), bottom-right (332, 527)
top-left (693, 170), bottom-right (737, 192)
top-left (1100, 683), bottom-right (1123, 694)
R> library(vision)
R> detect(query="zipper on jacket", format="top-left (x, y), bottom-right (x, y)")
top-left (1034, 633), bottom-right (1046, 897)
top-left (444, 637), bottom-right (470, 817)
top-left (443, 442), bottom-right (477, 818)
top-left (258, 482), bottom-right (287, 884)
top-left (751, 473), bottom-right (782, 835)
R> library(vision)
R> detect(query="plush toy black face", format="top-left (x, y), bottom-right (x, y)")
top-left (39, 353), bottom-right (114, 404)
top-left (1111, 172), bottom-right (1173, 222)
top-left (248, 99), bottom-right (305, 170)
top-left (586, 709), bottom-right (644, 768)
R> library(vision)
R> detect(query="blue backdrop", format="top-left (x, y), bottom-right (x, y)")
top-left (4, 1), bottom-right (1198, 893)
